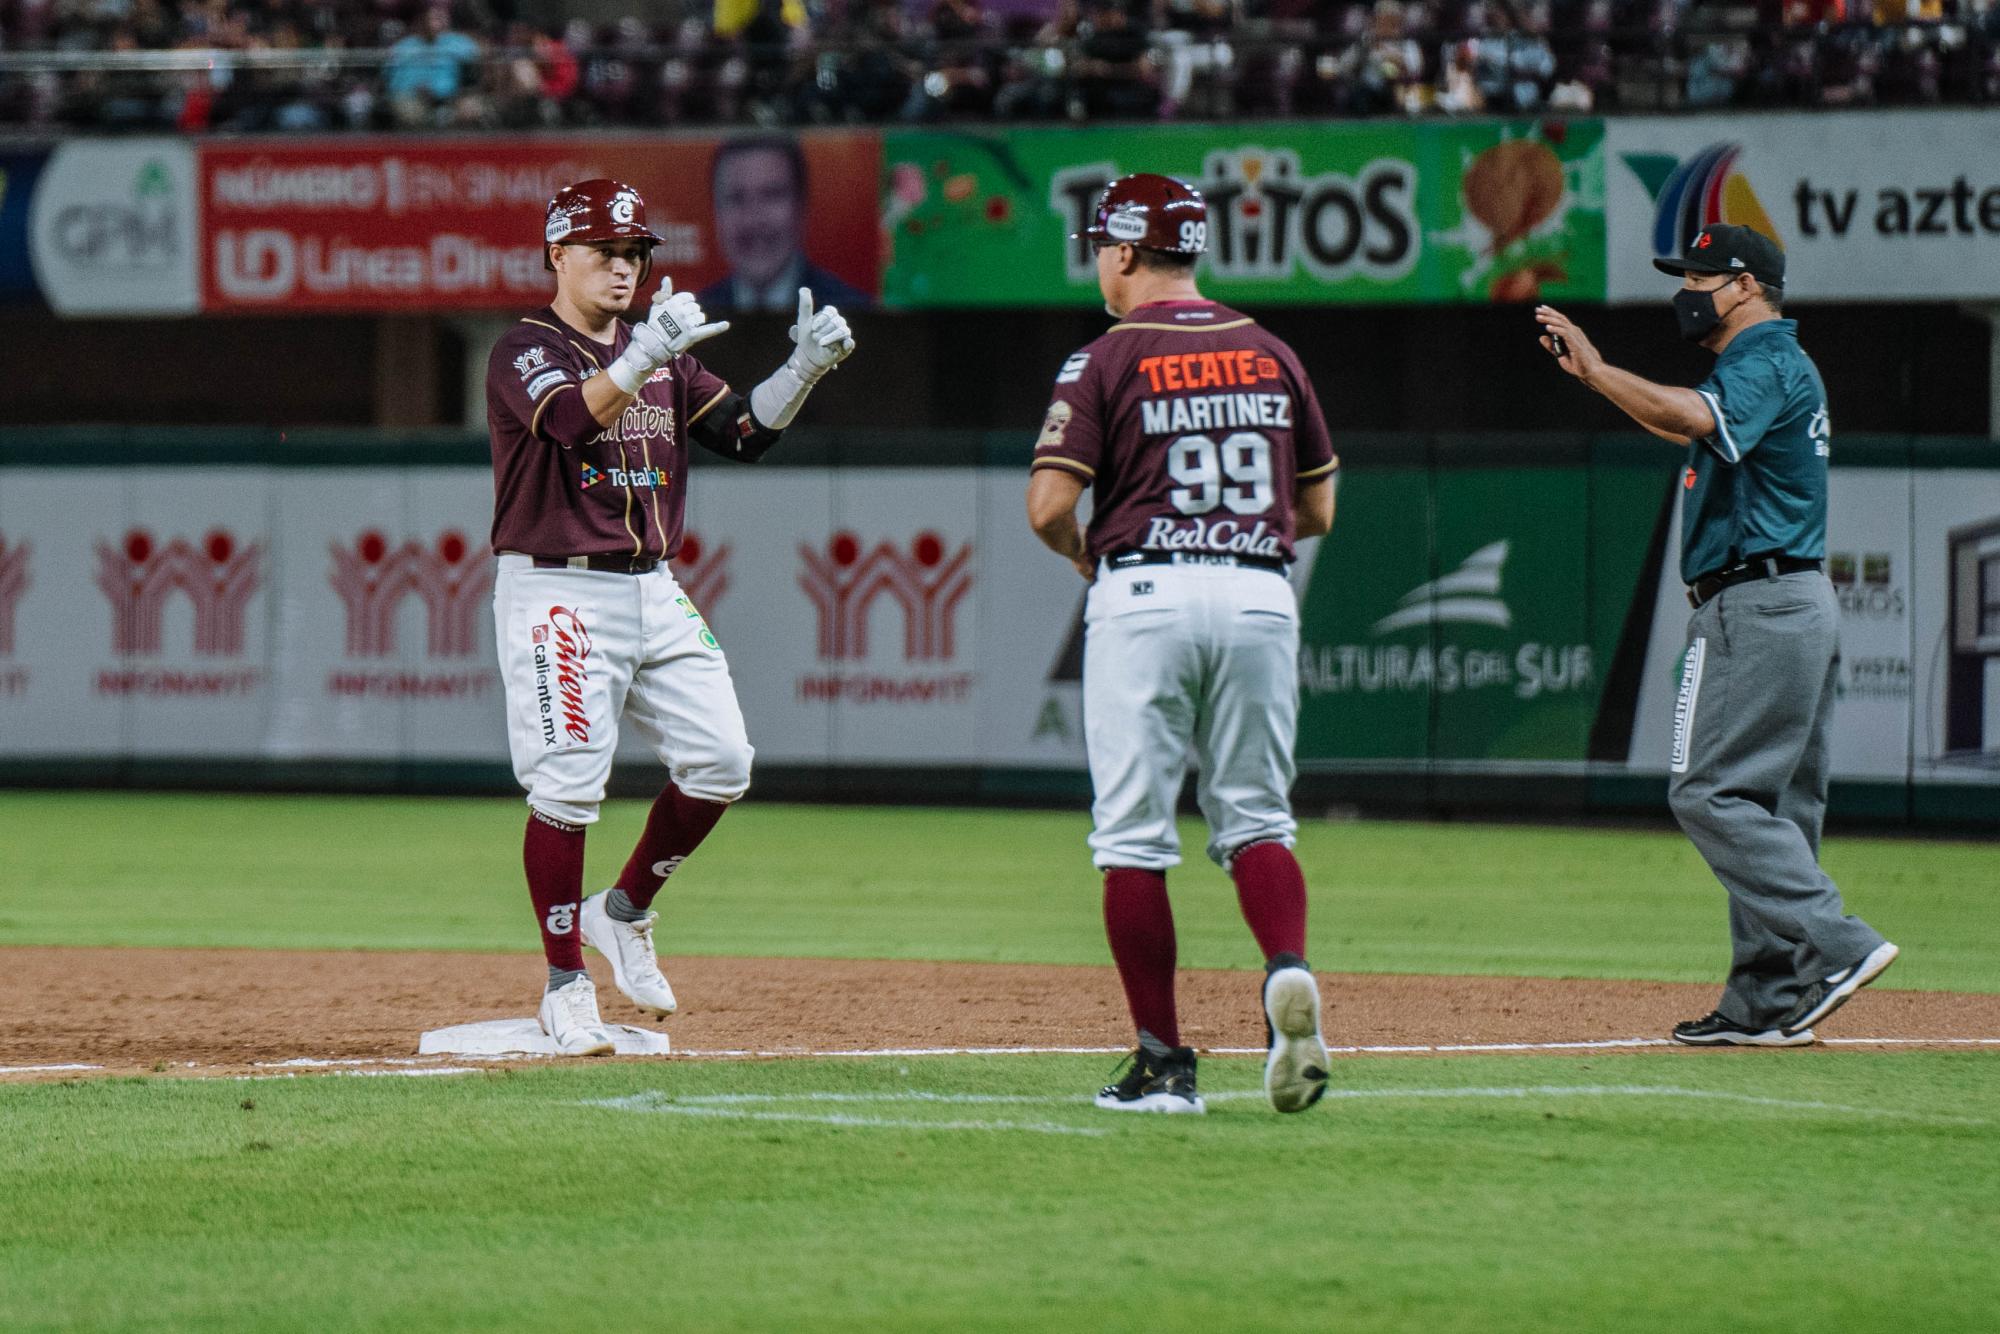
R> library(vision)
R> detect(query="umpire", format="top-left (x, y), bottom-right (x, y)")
top-left (1536, 224), bottom-right (1898, 1048)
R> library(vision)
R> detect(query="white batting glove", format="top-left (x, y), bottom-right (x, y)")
top-left (648, 280), bottom-right (730, 357)
top-left (609, 280), bottom-right (731, 395)
top-left (786, 288), bottom-right (855, 382)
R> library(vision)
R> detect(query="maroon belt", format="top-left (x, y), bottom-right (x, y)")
top-left (532, 555), bottom-right (659, 575)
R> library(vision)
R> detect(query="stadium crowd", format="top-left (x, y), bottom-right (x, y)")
top-left (2, 0), bottom-right (1997, 130)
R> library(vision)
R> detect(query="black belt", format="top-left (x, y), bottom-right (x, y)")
top-left (1686, 556), bottom-right (1821, 609)
top-left (532, 554), bottom-right (659, 575)
top-left (1106, 549), bottom-right (1289, 575)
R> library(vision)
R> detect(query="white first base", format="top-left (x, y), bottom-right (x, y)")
top-left (418, 1018), bottom-right (672, 1057)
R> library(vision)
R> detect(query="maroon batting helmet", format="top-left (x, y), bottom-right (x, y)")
top-left (543, 178), bottom-right (665, 280)
top-left (1075, 173), bottom-right (1209, 255)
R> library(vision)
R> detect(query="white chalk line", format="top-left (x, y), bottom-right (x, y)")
top-left (670, 1036), bottom-right (2000, 1059)
top-left (673, 1085), bottom-right (1988, 1122)
top-left (584, 1085), bottom-right (1987, 1132)
top-left (7, 1036), bottom-right (1996, 1081)
top-left (584, 1091), bottom-right (1107, 1137)
top-left (234, 1067), bottom-right (484, 1081)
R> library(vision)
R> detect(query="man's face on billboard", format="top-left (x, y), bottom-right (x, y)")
top-left (714, 147), bottom-right (802, 290)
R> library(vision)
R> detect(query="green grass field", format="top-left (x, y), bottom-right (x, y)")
top-left (3, 792), bottom-right (1997, 987)
top-left (2, 793), bottom-right (1997, 1331)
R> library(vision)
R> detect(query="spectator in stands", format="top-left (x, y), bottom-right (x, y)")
top-left (6, 0), bottom-right (2000, 130)
top-left (1436, 38), bottom-right (1486, 111)
top-left (1686, 36), bottom-right (1749, 107)
top-left (1072, 0), bottom-right (1159, 117)
top-left (1546, 0), bottom-right (1614, 109)
top-left (991, 0), bottom-right (1079, 119)
top-left (715, 0), bottom-right (808, 38)
top-left (497, 22), bottom-right (577, 127)
top-left (1357, 0), bottom-right (1424, 113)
top-left (820, 0), bottom-right (920, 120)
top-left (1153, 0), bottom-right (1237, 118)
top-left (1507, 2), bottom-right (1557, 107)
top-left (383, 4), bottom-right (481, 126)
top-left (902, 0), bottom-right (998, 120)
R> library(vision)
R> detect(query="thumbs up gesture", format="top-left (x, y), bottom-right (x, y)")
top-left (787, 287), bottom-right (855, 381)
top-left (644, 277), bottom-right (731, 359)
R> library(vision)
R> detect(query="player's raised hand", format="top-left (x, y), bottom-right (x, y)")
top-left (646, 277), bottom-right (730, 357)
top-left (1535, 305), bottom-right (1601, 384)
top-left (788, 288), bottom-right (855, 379)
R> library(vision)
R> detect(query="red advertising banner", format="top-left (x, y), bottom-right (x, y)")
top-left (198, 133), bottom-right (881, 313)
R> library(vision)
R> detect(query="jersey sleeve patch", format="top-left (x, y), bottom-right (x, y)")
top-left (1036, 400), bottom-right (1073, 449)
top-left (525, 368), bottom-right (571, 401)
top-left (1056, 352), bottom-right (1090, 384)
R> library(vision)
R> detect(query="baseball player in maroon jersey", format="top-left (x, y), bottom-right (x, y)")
top-left (1026, 174), bottom-right (1338, 1114)
top-left (486, 178), bottom-right (854, 1054)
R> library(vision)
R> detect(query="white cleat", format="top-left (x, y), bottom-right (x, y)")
top-left (538, 974), bottom-right (616, 1056)
top-left (581, 890), bottom-right (678, 1016)
top-left (1263, 959), bottom-right (1330, 1113)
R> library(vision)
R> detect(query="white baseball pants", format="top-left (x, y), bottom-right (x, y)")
top-left (1083, 560), bottom-right (1300, 870)
top-left (493, 554), bottom-right (752, 826)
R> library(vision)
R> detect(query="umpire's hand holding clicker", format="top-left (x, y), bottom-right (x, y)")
top-left (1535, 305), bottom-right (1603, 385)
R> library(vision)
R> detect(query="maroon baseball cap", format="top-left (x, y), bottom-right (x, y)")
top-left (1653, 223), bottom-right (1785, 288)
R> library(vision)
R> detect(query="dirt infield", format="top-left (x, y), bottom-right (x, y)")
top-left (4, 945), bottom-right (1996, 1079)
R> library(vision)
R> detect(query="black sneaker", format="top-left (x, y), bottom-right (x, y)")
top-left (1262, 953), bottom-right (1330, 1113)
top-left (1095, 1033), bottom-right (1205, 1114)
top-left (1670, 1010), bottom-right (1815, 1048)
top-left (1778, 941), bottom-right (1900, 1036)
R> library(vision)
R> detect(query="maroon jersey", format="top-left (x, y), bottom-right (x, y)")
top-left (486, 306), bottom-right (733, 561)
top-left (1030, 300), bottom-right (1337, 561)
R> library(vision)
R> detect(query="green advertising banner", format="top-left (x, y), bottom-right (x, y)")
top-left (1294, 447), bottom-right (1670, 765)
top-left (882, 120), bottom-right (1605, 308)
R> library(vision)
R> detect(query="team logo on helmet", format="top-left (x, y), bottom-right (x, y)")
top-left (610, 192), bottom-right (638, 226)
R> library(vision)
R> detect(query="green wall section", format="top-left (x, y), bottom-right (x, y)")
top-left (882, 120), bottom-right (1606, 308)
top-left (1298, 444), bottom-right (1674, 765)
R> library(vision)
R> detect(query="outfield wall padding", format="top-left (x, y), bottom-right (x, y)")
top-left (0, 430), bottom-right (1994, 827)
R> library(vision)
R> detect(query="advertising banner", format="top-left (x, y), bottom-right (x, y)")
top-left (659, 468), bottom-right (1083, 765)
top-left (0, 149), bottom-right (49, 303)
top-left (27, 139), bottom-right (201, 317)
top-left (1605, 112), bottom-right (2000, 303)
top-left (1294, 457), bottom-right (1668, 766)
top-left (882, 120), bottom-right (1605, 308)
top-left (2, 453), bottom-right (1993, 797)
top-left (198, 132), bottom-right (881, 314)
top-left (263, 469), bottom-right (505, 761)
top-left (0, 468), bottom-right (271, 755)
top-left (0, 462), bottom-right (1084, 769)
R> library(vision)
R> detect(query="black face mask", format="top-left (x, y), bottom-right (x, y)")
top-left (1672, 284), bottom-right (1731, 342)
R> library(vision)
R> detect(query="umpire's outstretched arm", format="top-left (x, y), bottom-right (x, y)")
top-left (1534, 304), bottom-right (1717, 445)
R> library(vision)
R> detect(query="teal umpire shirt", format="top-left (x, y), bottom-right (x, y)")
top-left (1679, 319), bottom-right (1832, 584)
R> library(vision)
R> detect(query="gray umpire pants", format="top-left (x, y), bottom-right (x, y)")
top-left (1666, 571), bottom-right (1886, 1029)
